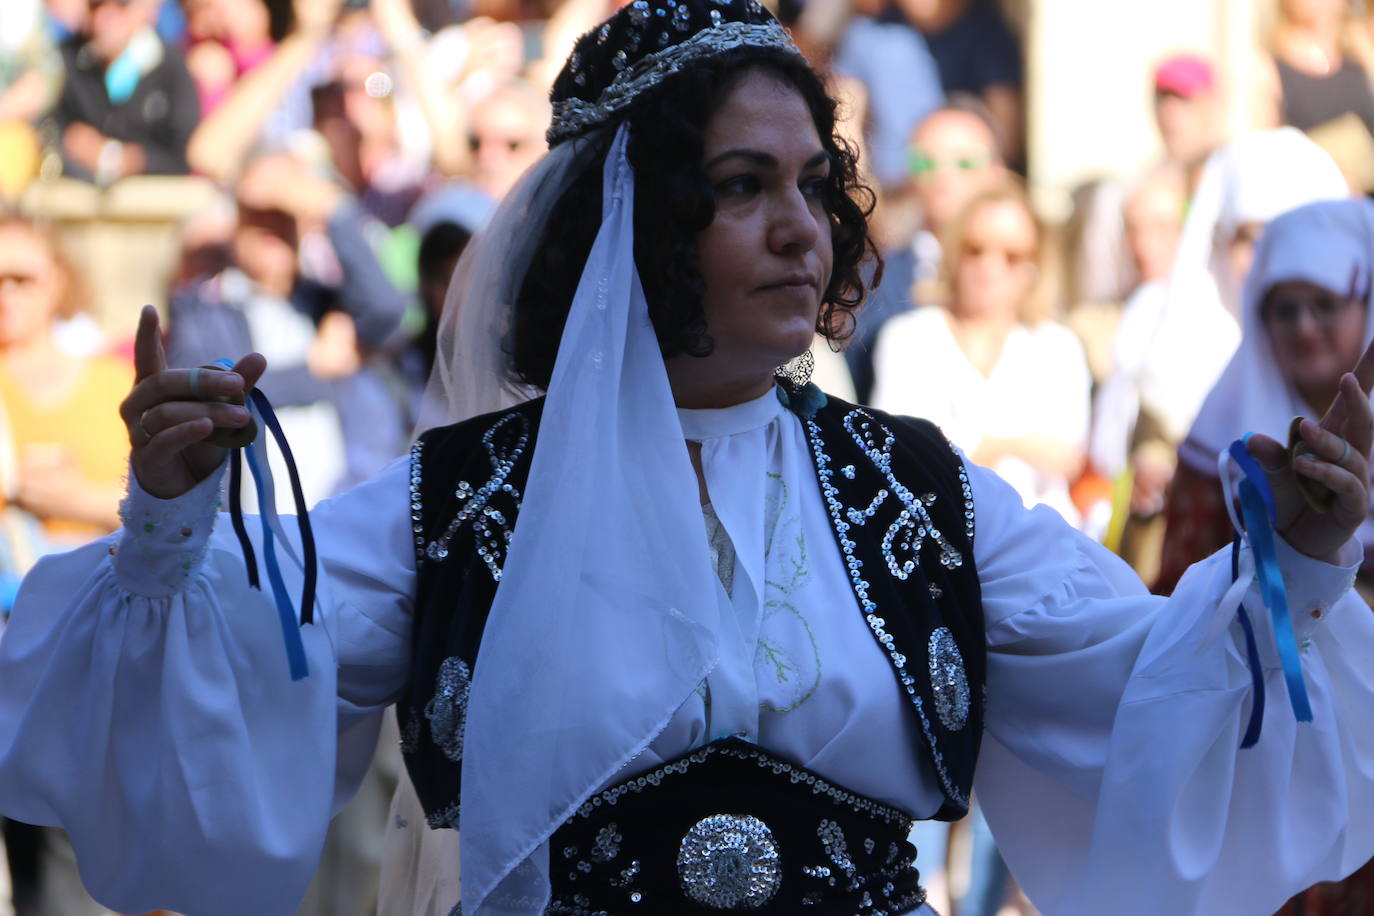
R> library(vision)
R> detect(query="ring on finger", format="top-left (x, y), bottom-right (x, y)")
top-left (1339, 439), bottom-right (1352, 467)
top-left (139, 411), bottom-right (155, 444)
top-left (187, 366), bottom-right (203, 401)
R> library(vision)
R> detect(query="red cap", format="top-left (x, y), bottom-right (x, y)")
top-left (1154, 54), bottom-right (1216, 98)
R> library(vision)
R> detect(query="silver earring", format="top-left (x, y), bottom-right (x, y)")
top-left (775, 349), bottom-right (814, 389)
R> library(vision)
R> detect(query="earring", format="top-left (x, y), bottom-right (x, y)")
top-left (775, 349), bottom-right (814, 390)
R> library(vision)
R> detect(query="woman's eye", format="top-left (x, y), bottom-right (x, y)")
top-left (801, 175), bottom-right (827, 198)
top-left (715, 175), bottom-right (760, 196)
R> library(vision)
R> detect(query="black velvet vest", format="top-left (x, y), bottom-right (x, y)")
top-left (397, 392), bottom-right (984, 832)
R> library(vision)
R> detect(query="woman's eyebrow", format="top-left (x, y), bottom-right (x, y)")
top-left (703, 149), bottom-right (830, 170)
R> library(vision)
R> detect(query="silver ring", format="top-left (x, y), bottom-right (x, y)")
top-left (139, 411), bottom-right (155, 444)
top-left (187, 366), bottom-right (203, 401)
top-left (1339, 439), bottom-right (1352, 467)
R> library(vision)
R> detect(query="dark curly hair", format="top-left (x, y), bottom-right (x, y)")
top-left (509, 48), bottom-right (879, 390)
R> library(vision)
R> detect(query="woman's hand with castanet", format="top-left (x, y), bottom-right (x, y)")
top-left (119, 305), bottom-right (266, 500)
top-left (1246, 337), bottom-right (1374, 565)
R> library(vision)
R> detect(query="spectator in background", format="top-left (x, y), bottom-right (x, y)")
top-left (187, 0), bottom-right (344, 184)
top-left (166, 150), bottom-right (406, 507)
top-left (887, 0), bottom-right (1023, 167)
top-left (1089, 165), bottom-right (1186, 580)
top-left (182, 0), bottom-right (278, 118)
top-left (832, 1), bottom-right (943, 192)
top-left (872, 176), bottom-right (1090, 522)
top-left (1267, 0), bottom-right (1374, 140)
top-left (1153, 53), bottom-right (1224, 193)
top-left (465, 79), bottom-right (550, 201)
top-left (374, 0), bottom-right (528, 174)
top-left (0, 1), bottom-right (62, 201)
top-left (53, 0), bottom-right (200, 182)
top-left (311, 47), bottom-right (431, 227)
top-left (1059, 53), bottom-right (1223, 370)
top-left (407, 183), bottom-right (493, 389)
top-left (848, 98), bottom-right (1004, 402)
top-left (0, 217), bottom-right (127, 545)
top-left (0, 216), bottom-right (129, 916)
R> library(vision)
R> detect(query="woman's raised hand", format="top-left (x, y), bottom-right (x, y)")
top-left (120, 306), bottom-right (266, 500)
top-left (1247, 337), bottom-right (1374, 565)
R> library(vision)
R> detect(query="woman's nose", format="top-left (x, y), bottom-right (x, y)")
top-left (767, 188), bottom-right (820, 254)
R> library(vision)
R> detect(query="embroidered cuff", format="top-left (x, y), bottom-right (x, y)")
top-left (1274, 536), bottom-right (1360, 645)
top-left (113, 462), bottom-right (227, 598)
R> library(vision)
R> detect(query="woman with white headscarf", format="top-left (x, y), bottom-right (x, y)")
top-left (1091, 128), bottom-right (1347, 580)
top-left (1159, 199), bottom-right (1374, 588)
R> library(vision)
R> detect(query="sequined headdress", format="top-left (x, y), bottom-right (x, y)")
top-left (546, 0), bottom-right (801, 146)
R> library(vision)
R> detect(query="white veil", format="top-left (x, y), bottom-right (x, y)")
top-left (416, 126), bottom-right (722, 916)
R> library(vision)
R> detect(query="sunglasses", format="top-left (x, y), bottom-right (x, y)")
top-left (908, 148), bottom-right (994, 176)
top-left (468, 134), bottom-right (529, 154)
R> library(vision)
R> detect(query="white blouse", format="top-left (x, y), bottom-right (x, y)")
top-left (0, 388), bottom-right (1371, 916)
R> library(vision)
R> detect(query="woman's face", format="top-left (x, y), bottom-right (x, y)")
top-left (0, 226), bottom-right (63, 349)
top-left (952, 198), bottom-right (1038, 321)
top-left (1263, 279), bottom-right (1367, 401)
top-left (1280, 0), bottom-right (1346, 30)
top-left (693, 69), bottom-right (834, 385)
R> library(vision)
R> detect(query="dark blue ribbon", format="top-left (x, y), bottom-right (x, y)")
top-left (222, 388), bottom-right (318, 681)
top-left (1227, 436), bottom-right (1313, 749)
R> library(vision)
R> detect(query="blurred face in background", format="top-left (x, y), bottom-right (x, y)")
top-left (951, 195), bottom-right (1039, 322)
top-left (1262, 279), bottom-right (1367, 406)
top-left (184, 0), bottom-right (271, 44)
top-left (1154, 91), bottom-right (1219, 170)
top-left (1280, 0), bottom-right (1347, 30)
top-left (1124, 170), bottom-right (1185, 284)
top-left (907, 109), bottom-right (1003, 237)
top-left (0, 224), bottom-right (65, 349)
top-left (232, 156), bottom-right (300, 294)
top-left (86, 0), bottom-right (155, 64)
top-left (469, 85), bottom-right (549, 200)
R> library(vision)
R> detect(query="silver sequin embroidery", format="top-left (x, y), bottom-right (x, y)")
top-left (548, 22), bottom-right (800, 144)
top-left (677, 814), bottom-right (781, 910)
top-left (420, 413), bottom-right (528, 581)
top-left (804, 411), bottom-right (970, 809)
top-left (928, 627), bottom-right (970, 732)
top-left (424, 657), bottom-right (472, 763)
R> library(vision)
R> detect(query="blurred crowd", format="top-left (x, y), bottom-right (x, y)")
top-left (3, 0), bottom-right (1374, 914)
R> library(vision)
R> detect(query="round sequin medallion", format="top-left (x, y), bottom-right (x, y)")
top-left (676, 814), bottom-right (781, 909)
top-left (928, 627), bottom-right (970, 731)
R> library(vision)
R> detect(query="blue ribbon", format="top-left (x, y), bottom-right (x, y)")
top-left (242, 440), bottom-right (310, 681)
top-left (1227, 436), bottom-right (1313, 748)
top-left (220, 384), bottom-right (317, 682)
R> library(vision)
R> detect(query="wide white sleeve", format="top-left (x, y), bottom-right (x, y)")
top-left (0, 456), bottom-right (415, 916)
top-left (966, 461), bottom-right (1374, 916)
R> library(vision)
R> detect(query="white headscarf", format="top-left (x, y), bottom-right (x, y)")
top-left (1132, 128), bottom-right (1349, 444)
top-left (1179, 198), bottom-right (1374, 501)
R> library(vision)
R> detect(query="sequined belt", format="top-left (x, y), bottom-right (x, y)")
top-left (547, 738), bottom-right (925, 915)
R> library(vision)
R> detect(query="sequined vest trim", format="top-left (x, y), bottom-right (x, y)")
top-left (398, 394), bottom-right (983, 830)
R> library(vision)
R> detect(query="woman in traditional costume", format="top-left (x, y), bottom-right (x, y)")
top-left (3, 4), bottom-right (1374, 916)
